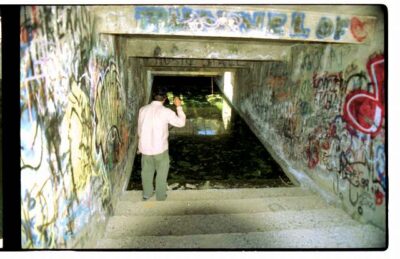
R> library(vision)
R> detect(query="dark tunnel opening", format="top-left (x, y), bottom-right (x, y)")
top-left (128, 75), bottom-right (293, 191)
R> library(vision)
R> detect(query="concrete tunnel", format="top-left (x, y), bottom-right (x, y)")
top-left (17, 5), bottom-right (386, 248)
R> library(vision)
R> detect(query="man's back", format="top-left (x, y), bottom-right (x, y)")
top-left (138, 100), bottom-right (186, 155)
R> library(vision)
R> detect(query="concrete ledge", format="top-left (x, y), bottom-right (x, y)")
top-left (119, 186), bottom-right (311, 202)
top-left (115, 195), bottom-right (330, 216)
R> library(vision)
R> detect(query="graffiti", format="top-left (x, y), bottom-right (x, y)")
top-left (145, 57), bottom-right (247, 68)
top-left (298, 80), bottom-right (314, 109)
top-left (181, 8), bottom-right (244, 32)
top-left (20, 6), bottom-right (133, 248)
top-left (95, 60), bottom-right (127, 170)
top-left (64, 81), bottom-right (94, 192)
top-left (351, 17), bottom-right (369, 42)
top-left (294, 45), bottom-right (353, 74)
top-left (267, 12), bottom-right (287, 35)
top-left (343, 91), bottom-right (384, 137)
top-left (300, 52), bottom-right (321, 72)
top-left (290, 12), bottom-right (310, 38)
top-left (315, 16), bottom-right (349, 40)
top-left (134, 6), bottom-right (375, 43)
top-left (344, 72), bottom-right (369, 92)
top-left (343, 54), bottom-right (384, 137)
top-left (313, 72), bottom-right (344, 112)
top-left (312, 113), bottom-right (384, 213)
top-left (316, 17), bottom-right (334, 39)
top-left (374, 145), bottom-right (386, 190)
top-left (344, 63), bottom-right (359, 78)
top-left (233, 43), bottom-right (385, 226)
top-left (305, 134), bottom-right (320, 169)
top-left (334, 17), bottom-right (350, 40)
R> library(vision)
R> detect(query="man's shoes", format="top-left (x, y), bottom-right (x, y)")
top-left (143, 192), bottom-right (168, 201)
top-left (142, 192), bottom-right (155, 201)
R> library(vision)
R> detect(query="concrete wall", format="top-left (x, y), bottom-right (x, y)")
top-left (126, 37), bottom-right (292, 61)
top-left (20, 6), bottom-right (144, 248)
top-left (227, 7), bottom-right (385, 230)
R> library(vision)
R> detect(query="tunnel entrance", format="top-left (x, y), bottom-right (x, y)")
top-left (128, 75), bottom-right (293, 190)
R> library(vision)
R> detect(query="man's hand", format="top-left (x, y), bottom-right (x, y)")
top-left (173, 96), bottom-right (182, 107)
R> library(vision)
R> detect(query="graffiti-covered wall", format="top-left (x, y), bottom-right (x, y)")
top-left (20, 6), bottom-right (142, 248)
top-left (231, 9), bottom-right (385, 229)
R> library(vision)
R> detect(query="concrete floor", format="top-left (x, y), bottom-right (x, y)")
top-left (97, 187), bottom-right (386, 249)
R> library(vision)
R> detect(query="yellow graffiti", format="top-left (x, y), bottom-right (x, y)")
top-left (63, 81), bottom-right (94, 192)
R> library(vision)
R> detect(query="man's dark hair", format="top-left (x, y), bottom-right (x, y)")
top-left (152, 87), bottom-right (167, 101)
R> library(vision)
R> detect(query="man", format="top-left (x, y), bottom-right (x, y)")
top-left (137, 88), bottom-right (186, 201)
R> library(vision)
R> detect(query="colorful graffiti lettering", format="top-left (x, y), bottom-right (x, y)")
top-left (267, 12), bottom-right (287, 35)
top-left (290, 12), bottom-right (310, 38)
top-left (343, 54), bottom-right (384, 137)
top-left (315, 16), bottom-right (350, 40)
top-left (134, 6), bottom-right (375, 43)
top-left (316, 17), bottom-right (334, 39)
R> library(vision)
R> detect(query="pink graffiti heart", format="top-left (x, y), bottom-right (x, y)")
top-left (351, 17), bottom-right (368, 42)
top-left (343, 90), bottom-right (384, 137)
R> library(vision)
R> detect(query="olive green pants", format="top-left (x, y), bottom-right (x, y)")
top-left (141, 150), bottom-right (170, 201)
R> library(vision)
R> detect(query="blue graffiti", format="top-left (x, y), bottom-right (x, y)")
top-left (290, 12), bottom-right (310, 38)
top-left (236, 11), bottom-right (266, 32)
top-left (375, 145), bottom-right (386, 190)
top-left (316, 17), bottom-right (334, 39)
top-left (134, 6), bottom-right (361, 42)
top-left (267, 12), bottom-right (287, 35)
top-left (134, 6), bottom-right (169, 32)
top-left (334, 17), bottom-right (350, 40)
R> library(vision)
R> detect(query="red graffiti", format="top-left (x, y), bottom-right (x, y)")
top-left (350, 17), bottom-right (368, 42)
top-left (343, 54), bottom-right (385, 137)
top-left (375, 189), bottom-right (384, 206)
top-left (306, 139), bottom-right (320, 169)
top-left (327, 123), bottom-right (337, 138)
top-left (367, 55), bottom-right (385, 104)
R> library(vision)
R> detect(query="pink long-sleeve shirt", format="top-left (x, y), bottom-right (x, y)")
top-left (138, 101), bottom-right (186, 155)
